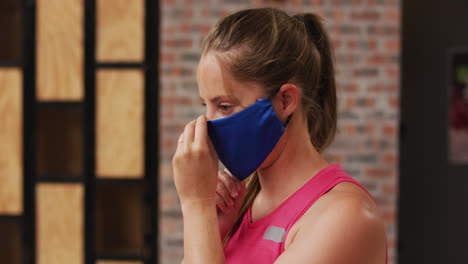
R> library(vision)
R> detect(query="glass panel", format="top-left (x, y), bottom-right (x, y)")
top-left (36, 184), bottom-right (84, 264)
top-left (0, 69), bottom-right (22, 214)
top-left (96, 0), bottom-right (144, 62)
top-left (96, 70), bottom-right (144, 178)
top-left (36, 106), bottom-right (83, 179)
top-left (96, 182), bottom-right (146, 256)
top-left (0, 0), bottom-right (22, 61)
top-left (36, 0), bottom-right (84, 100)
top-left (0, 220), bottom-right (22, 264)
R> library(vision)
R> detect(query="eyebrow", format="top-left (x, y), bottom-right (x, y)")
top-left (200, 95), bottom-right (240, 104)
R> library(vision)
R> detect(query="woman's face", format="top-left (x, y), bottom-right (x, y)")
top-left (197, 52), bottom-right (267, 121)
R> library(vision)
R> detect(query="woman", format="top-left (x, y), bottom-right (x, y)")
top-left (172, 8), bottom-right (387, 264)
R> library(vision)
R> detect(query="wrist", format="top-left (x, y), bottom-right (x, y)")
top-left (181, 198), bottom-right (216, 213)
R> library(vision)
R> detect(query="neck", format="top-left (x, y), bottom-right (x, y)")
top-left (255, 122), bottom-right (329, 218)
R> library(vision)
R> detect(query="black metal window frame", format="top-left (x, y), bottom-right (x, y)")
top-left (11, 0), bottom-right (161, 263)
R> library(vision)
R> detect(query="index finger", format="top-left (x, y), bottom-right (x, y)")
top-left (194, 115), bottom-right (208, 145)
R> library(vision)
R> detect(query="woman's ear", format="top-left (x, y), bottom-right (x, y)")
top-left (276, 83), bottom-right (299, 121)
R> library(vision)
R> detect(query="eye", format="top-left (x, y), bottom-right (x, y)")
top-left (201, 102), bottom-right (207, 107)
top-left (219, 104), bottom-right (233, 113)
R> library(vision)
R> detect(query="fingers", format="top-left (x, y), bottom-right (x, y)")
top-left (175, 133), bottom-right (184, 156)
top-left (215, 169), bottom-right (243, 215)
top-left (216, 193), bottom-right (230, 213)
top-left (217, 180), bottom-right (234, 206)
top-left (183, 120), bottom-right (196, 149)
top-left (219, 170), bottom-right (241, 198)
top-left (194, 115), bottom-right (208, 145)
top-left (180, 116), bottom-right (209, 151)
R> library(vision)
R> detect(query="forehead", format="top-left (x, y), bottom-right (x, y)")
top-left (197, 52), bottom-right (229, 99)
top-left (197, 52), bottom-right (265, 102)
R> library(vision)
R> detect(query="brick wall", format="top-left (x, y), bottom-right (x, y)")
top-left (159, 0), bottom-right (400, 263)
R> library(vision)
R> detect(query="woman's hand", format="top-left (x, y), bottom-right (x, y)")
top-left (173, 115), bottom-right (219, 207)
top-left (173, 116), bottom-right (226, 263)
top-left (216, 169), bottom-right (246, 239)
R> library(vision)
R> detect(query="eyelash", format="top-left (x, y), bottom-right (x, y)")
top-left (200, 103), bottom-right (233, 113)
top-left (219, 104), bottom-right (232, 112)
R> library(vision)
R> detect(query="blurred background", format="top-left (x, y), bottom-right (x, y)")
top-left (0, 0), bottom-right (467, 264)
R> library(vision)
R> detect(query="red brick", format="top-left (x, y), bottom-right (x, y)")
top-left (331, 39), bottom-right (342, 49)
top-left (161, 193), bottom-right (177, 207)
top-left (367, 124), bottom-right (376, 135)
top-left (161, 53), bottom-right (176, 63)
top-left (345, 97), bottom-right (356, 109)
top-left (350, 10), bottom-right (380, 21)
top-left (368, 39), bottom-right (378, 50)
top-left (385, 39), bottom-right (400, 53)
top-left (388, 96), bottom-right (399, 108)
top-left (382, 153), bottom-right (397, 165)
top-left (342, 83), bottom-right (359, 92)
top-left (383, 125), bottom-right (397, 137)
top-left (368, 54), bottom-right (394, 65)
top-left (382, 183), bottom-right (398, 194)
top-left (365, 168), bottom-right (394, 178)
top-left (385, 9), bottom-right (400, 21)
top-left (343, 124), bottom-right (358, 135)
top-left (366, 97), bottom-right (376, 107)
top-left (367, 83), bottom-right (398, 93)
top-left (347, 39), bottom-right (359, 49)
top-left (161, 218), bottom-right (177, 232)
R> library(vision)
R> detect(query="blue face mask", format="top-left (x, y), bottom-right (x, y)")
top-left (207, 98), bottom-right (289, 181)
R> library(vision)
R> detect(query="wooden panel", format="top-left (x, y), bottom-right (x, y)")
top-left (0, 69), bottom-right (22, 214)
top-left (37, 184), bottom-right (84, 264)
top-left (37, 0), bottom-right (83, 100)
top-left (96, 70), bottom-right (143, 178)
top-left (96, 0), bottom-right (144, 62)
top-left (97, 261), bottom-right (142, 264)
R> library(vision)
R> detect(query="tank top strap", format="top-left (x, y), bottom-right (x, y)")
top-left (283, 164), bottom-right (373, 231)
top-left (265, 164), bottom-right (343, 228)
top-left (246, 164), bottom-right (351, 229)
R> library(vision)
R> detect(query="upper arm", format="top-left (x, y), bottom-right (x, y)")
top-left (275, 196), bottom-right (387, 264)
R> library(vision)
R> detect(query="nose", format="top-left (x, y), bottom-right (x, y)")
top-left (205, 105), bottom-right (215, 121)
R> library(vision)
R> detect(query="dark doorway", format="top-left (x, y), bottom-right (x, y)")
top-left (399, 0), bottom-right (468, 263)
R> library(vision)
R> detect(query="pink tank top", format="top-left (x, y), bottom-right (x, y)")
top-left (224, 164), bottom-right (387, 263)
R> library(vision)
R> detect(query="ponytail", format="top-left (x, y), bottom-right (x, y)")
top-left (296, 13), bottom-right (337, 152)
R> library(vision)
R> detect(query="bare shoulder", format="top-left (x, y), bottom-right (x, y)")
top-left (279, 182), bottom-right (387, 264)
